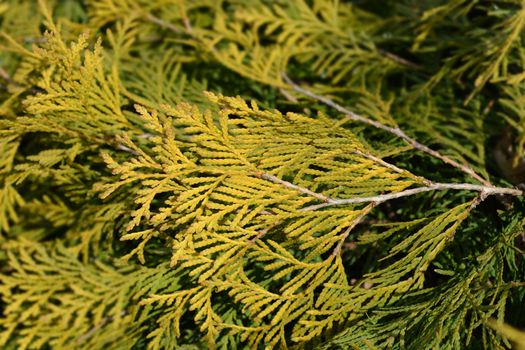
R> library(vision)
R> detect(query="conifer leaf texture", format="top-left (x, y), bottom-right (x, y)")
top-left (0, 1), bottom-right (524, 349)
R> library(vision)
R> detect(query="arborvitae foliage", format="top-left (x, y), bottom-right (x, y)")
top-left (1, 0), bottom-right (525, 349)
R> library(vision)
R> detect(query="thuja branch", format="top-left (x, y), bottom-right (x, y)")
top-left (282, 73), bottom-right (492, 187)
top-left (257, 172), bottom-right (522, 212)
top-left (301, 182), bottom-right (522, 211)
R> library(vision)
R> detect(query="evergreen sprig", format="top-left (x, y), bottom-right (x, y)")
top-left (0, 1), bottom-right (524, 349)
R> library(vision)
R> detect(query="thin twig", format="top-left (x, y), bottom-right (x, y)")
top-left (259, 173), bottom-right (335, 203)
top-left (470, 191), bottom-right (489, 210)
top-left (258, 170), bottom-right (521, 211)
top-left (279, 88), bottom-right (299, 103)
top-left (353, 149), bottom-right (405, 174)
top-left (146, 13), bottom-right (185, 34)
top-left (353, 149), bottom-right (432, 186)
top-left (76, 311), bottom-right (127, 344)
top-left (0, 67), bottom-right (12, 82)
top-left (115, 144), bottom-right (139, 155)
top-left (300, 182), bottom-right (521, 211)
top-left (282, 73), bottom-right (492, 187)
top-left (249, 220), bottom-right (281, 243)
top-left (377, 48), bottom-right (421, 69)
top-left (76, 318), bottom-right (111, 344)
top-left (508, 281), bottom-right (525, 287)
top-left (332, 204), bottom-right (375, 256)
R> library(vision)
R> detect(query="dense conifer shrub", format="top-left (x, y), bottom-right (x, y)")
top-left (1, 1), bottom-right (525, 349)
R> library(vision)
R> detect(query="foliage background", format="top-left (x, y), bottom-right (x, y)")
top-left (0, 0), bottom-right (525, 349)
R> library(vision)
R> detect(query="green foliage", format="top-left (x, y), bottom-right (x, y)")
top-left (0, 0), bottom-right (524, 349)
